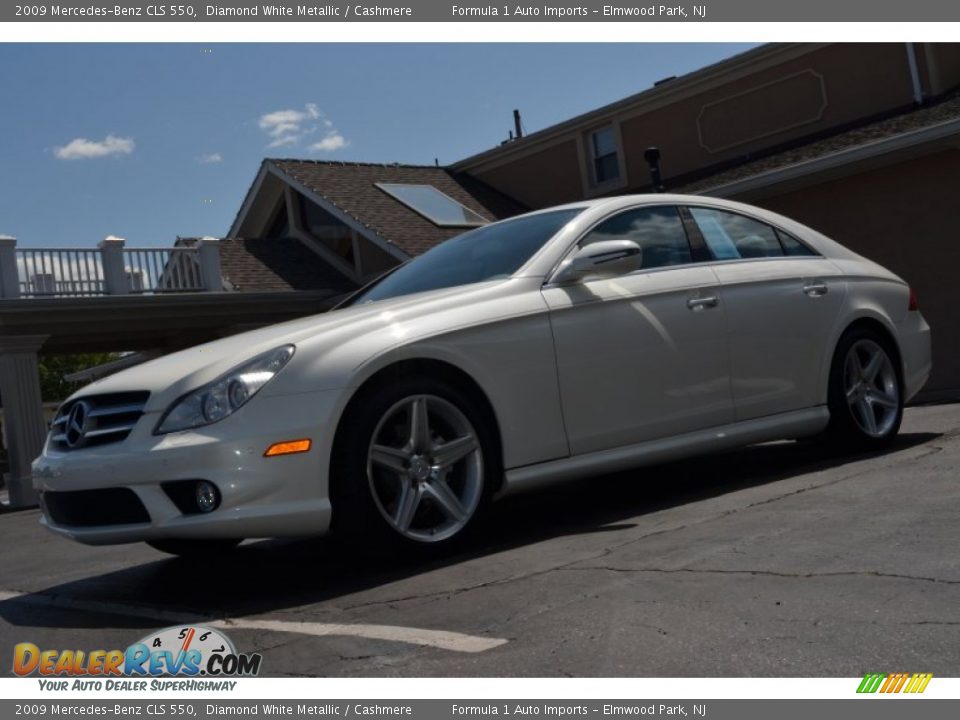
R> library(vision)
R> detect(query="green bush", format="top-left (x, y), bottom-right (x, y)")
top-left (39, 353), bottom-right (122, 403)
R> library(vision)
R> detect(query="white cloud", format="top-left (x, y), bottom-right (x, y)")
top-left (309, 132), bottom-right (348, 153)
top-left (259, 103), bottom-right (320, 147)
top-left (197, 152), bottom-right (223, 164)
top-left (54, 134), bottom-right (134, 160)
top-left (267, 135), bottom-right (298, 148)
top-left (258, 103), bottom-right (347, 152)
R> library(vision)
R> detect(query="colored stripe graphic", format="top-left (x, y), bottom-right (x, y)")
top-left (857, 674), bottom-right (885, 693)
top-left (911, 673), bottom-right (934, 693)
top-left (857, 673), bottom-right (933, 694)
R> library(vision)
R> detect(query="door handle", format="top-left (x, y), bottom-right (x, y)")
top-left (687, 296), bottom-right (719, 310)
top-left (803, 282), bottom-right (828, 297)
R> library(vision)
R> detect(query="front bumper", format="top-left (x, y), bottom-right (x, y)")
top-left (31, 389), bottom-right (342, 545)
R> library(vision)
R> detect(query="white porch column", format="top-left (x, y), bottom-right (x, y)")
top-left (0, 335), bottom-right (49, 508)
top-left (0, 236), bottom-right (20, 299)
top-left (98, 236), bottom-right (129, 295)
top-left (196, 237), bottom-right (223, 291)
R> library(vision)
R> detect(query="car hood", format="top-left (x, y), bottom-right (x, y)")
top-left (71, 279), bottom-right (532, 413)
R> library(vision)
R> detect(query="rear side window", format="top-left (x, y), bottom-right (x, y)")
top-left (688, 207), bottom-right (820, 259)
top-left (581, 206), bottom-right (692, 269)
top-left (777, 229), bottom-right (817, 256)
top-left (689, 207), bottom-right (783, 260)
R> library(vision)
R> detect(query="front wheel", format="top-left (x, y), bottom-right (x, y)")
top-left (825, 328), bottom-right (903, 449)
top-left (332, 377), bottom-right (498, 552)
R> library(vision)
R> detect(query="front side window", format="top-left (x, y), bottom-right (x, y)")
top-left (581, 205), bottom-right (692, 270)
top-left (590, 126), bottom-right (620, 185)
top-left (349, 208), bottom-right (584, 305)
top-left (689, 207), bottom-right (784, 260)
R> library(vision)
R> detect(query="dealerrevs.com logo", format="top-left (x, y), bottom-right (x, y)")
top-left (13, 625), bottom-right (262, 684)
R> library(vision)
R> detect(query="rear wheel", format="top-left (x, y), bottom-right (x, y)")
top-left (147, 539), bottom-right (241, 557)
top-left (332, 377), bottom-right (498, 552)
top-left (825, 327), bottom-right (903, 449)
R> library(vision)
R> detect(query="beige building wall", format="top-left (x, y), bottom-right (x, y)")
top-left (751, 149), bottom-right (960, 395)
top-left (462, 44), bottom-right (960, 210)
top-left (469, 139), bottom-right (585, 209)
top-left (620, 44), bottom-right (917, 187)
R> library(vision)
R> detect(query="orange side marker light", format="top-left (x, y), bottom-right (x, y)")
top-left (264, 439), bottom-right (312, 457)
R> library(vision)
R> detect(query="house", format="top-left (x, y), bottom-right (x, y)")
top-left (453, 43), bottom-right (960, 206)
top-left (226, 159), bottom-right (528, 290)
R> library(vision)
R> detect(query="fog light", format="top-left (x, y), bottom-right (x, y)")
top-left (195, 481), bottom-right (220, 513)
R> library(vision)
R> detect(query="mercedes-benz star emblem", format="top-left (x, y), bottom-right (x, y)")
top-left (64, 401), bottom-right (91, 449)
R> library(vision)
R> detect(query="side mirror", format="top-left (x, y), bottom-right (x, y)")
top-left (553, 239), bottom-right (642, 284)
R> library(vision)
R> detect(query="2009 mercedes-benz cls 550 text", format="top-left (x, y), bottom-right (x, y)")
top-left (32, 195), bottom-right (931, 555)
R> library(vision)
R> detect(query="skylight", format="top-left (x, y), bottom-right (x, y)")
top-left (375, 183), bottom-right (489, 227)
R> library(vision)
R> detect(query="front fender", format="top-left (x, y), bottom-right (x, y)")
top-left (344, 310), bottom-right (569, 470)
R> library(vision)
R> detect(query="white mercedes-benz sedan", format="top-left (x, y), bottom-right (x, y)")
top-left (32, 194), bottom-right (931, 555)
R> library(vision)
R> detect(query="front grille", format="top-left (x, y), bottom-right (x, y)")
top-left (49, 392), bottom-right (149, 451)
top-left (42, 488), bottom-right (151, 527)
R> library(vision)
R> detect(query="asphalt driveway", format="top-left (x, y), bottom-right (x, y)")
top-left (1, 403), bottom-right (958, 677)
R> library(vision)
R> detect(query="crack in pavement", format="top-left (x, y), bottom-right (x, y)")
top-left (558, 565), bottom-right (960, 585)
top-left (339, 517), bottom-right (714, 613)
top-left (339, 438), bottom-right (951, 612)
top-left (477, 588), bottom-right (606, 637)
top-left (723, 442), bottom-right (945, 515)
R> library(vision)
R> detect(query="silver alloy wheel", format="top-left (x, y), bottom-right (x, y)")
top-left (843, 339), bottom-right (899, 438)
top-left (366, 394), bottom-right (484, 543)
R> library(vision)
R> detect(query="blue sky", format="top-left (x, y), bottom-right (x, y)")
top-left (0, 43), bottom-right (755, 248)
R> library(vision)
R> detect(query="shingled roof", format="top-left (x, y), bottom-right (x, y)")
top-left (268, 159), bottom-right (529, 257)
top-left (681, 90), bottom-right (960, 194)
top-left (178, 237), bottom-right (357, 294)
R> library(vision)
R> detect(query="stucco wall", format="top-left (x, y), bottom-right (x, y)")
top-left (469, 138), bottom-right (585, 209)
top-left (753, 149), bottom-right (960, 395)
top-left (621, 44), bottom-right (918, 188)
top-left (464, 44), bottom-right (949, 206)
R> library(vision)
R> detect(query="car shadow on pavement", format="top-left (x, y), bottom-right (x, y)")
top-left (0, 431), bottom-right (939, 631)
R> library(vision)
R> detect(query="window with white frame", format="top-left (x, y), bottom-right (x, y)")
top-left (589, 126), bottom-right (621, 185)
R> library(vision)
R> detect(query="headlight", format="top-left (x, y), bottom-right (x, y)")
top-left (155, 345), bottom-right (295, 434)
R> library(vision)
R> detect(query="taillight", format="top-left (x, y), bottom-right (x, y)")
top-left (908, 287), bottom-right (919, 312)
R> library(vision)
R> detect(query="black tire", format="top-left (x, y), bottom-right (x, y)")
top-left (147, 539), bottom-right (241, 557)
top-left (331, 375), bottom-right (499, 554)
top-left (824, 325), bottom-right (903, 450)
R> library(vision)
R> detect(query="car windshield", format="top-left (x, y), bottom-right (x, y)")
top-left (349, 208), bottom-right (584, 305)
